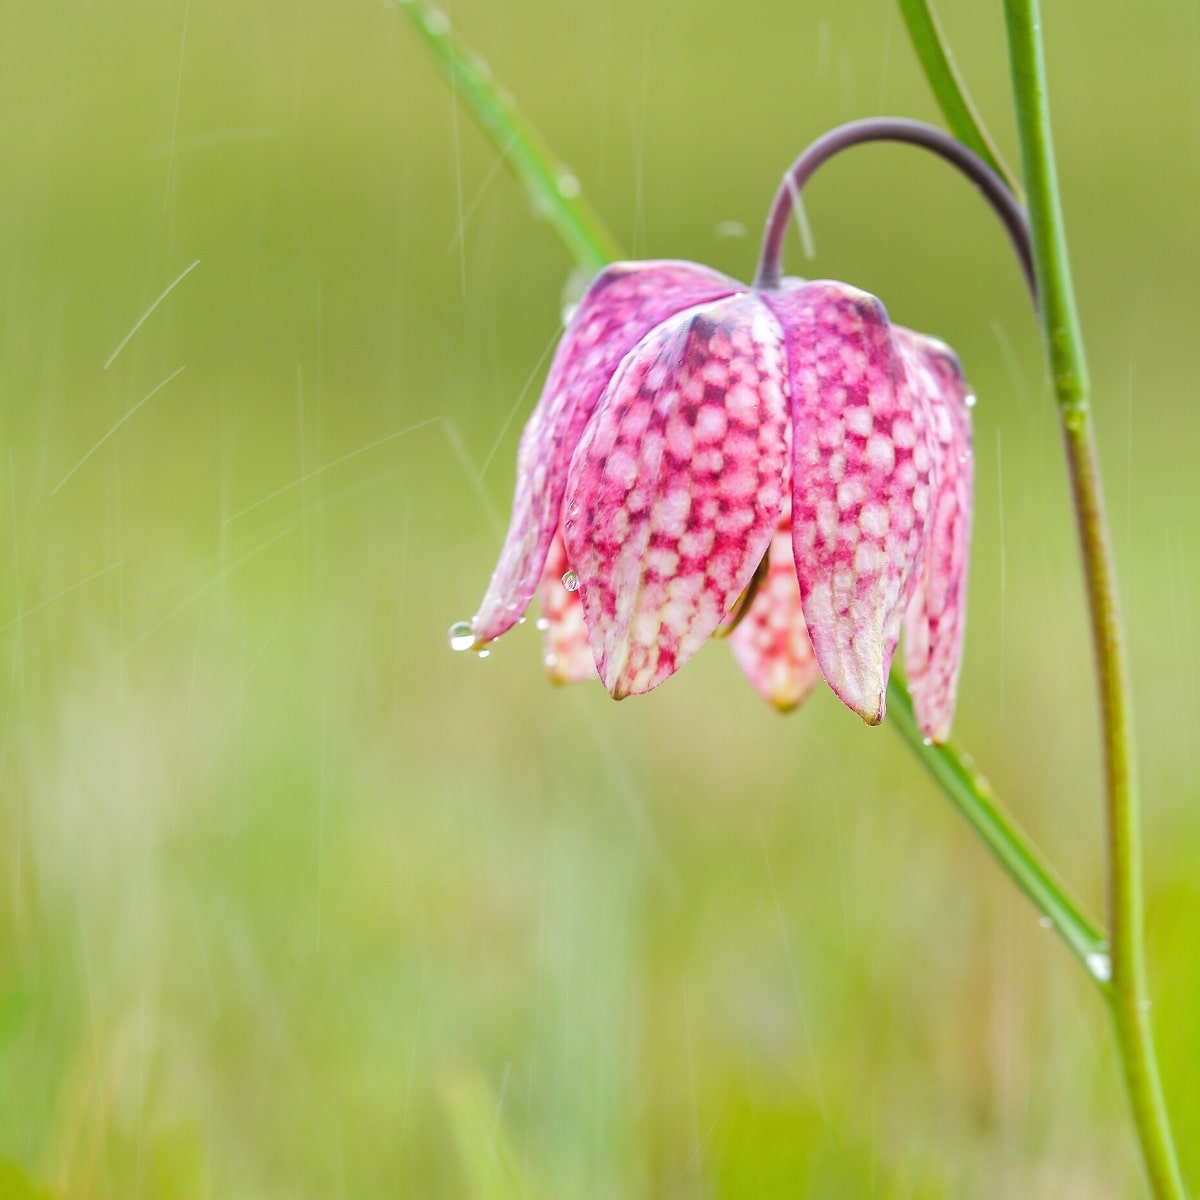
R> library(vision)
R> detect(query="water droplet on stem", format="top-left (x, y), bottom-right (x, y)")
top-left (423, 7), bottom-right (450, 35)
top-left (1086, 949), bottom-right (1112, 983)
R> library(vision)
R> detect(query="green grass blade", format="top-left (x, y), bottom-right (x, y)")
top-left (396, 0), bottom-right (623, 275)
top-left (897, 0), bottom-right (1020, 197)
top-left (441, 1066), bottom-right (538, 1200)
top-left (0, 1159), bottom-right (60, 1200)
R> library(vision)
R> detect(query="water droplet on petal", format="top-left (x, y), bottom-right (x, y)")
top-left (535, 617), bottom-right (550, 632)
top-left (964, 393), bottom-right (978, 408)
top-left (562, 570), bottom-right (579, 592)
top-left (1086, 949), bottom-right (1112, 983)
top-left (448, 621), bottom-right (475, 652)
top-left (1039, 916), bottom-right (1053, 930)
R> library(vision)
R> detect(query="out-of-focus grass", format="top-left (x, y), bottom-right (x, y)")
top-left (0, 1), bottom-right (1197, 1196)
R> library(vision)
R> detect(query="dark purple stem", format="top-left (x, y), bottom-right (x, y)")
top-left (754, 117), bottom-right (1035, 300)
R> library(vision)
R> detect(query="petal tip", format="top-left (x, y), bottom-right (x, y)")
top-left (820, 660), bottom-right (887, 727)
top-left (918, 715), bottom-right (953, 745)
top-left (830, 676), bottom-right (885, 725)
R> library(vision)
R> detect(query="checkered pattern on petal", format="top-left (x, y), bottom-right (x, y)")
top-left (727, 519), bottom-right (822, 711)
top-left (470, 261), bottom-right (739, 647)
top-left (897, 329), bottom-right (973, 743)
top-left (765, 280), bottom-right (933, 725)
top-left (538, 531), bottom-right (596, 683)
top-left (563, 293), bottom-right (790, 698)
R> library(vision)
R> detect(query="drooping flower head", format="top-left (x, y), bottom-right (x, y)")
top-left (451, 127), bottom-right (983, 743)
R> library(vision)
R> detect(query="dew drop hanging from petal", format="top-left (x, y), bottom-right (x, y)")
top-left (448, 621), bottom-right (476, 652)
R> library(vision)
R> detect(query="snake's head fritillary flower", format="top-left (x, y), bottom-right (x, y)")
top-left (451, 259), bottom-right (973, 741)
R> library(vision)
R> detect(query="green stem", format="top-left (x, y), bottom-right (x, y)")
top-left (1002, 2), bottom-right (1185, 1196)
top-left (396, 0), bottom-right (623, 274)
top-left (887, 674), bottom-right (1106, 978)
top-left (896, 0), bottom-right (1020, 196)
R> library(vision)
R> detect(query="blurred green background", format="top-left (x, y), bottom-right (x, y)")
top-left (1, 0), bottom-right (1197, 1196)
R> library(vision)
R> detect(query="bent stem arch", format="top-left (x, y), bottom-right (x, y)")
top-left (754, 117), bottom-right (1033, 297)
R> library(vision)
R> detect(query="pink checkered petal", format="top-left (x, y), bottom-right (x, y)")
top-left (471, 261), bottom-right (740, 646)
top-left (765, 280), bottom-right (934, 725)
top-left (897, 329), bottom-right (973, 742)
top-left (538, 530), bottom-right (597, 684)
top-left (728, 524), bottom-right (822, 711)
top-left (562, 293), bottom-right (790, 698)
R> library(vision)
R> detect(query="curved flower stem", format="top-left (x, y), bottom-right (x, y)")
top-left (755, 117), bottom-right (1033, 297)
top-left (896, 0), bottom-right (1019, 195)
top-left (1003, 2), bottom-right (1185, 1195)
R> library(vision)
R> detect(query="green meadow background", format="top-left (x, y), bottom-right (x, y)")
top-left (1, 1), bottom-right (1197, 1196)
